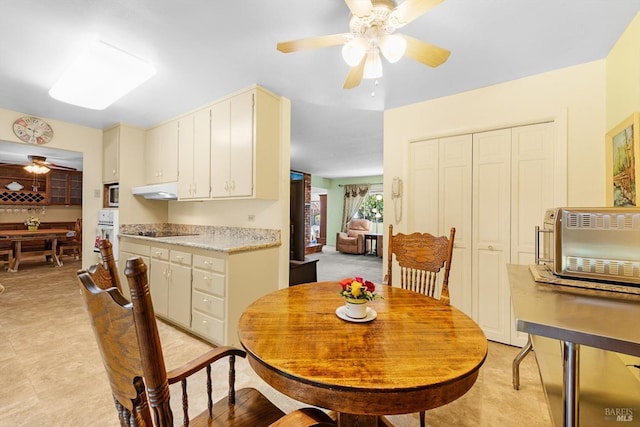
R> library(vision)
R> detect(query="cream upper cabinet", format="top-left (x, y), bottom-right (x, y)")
top-left (103, 126), bottom-right (119, 183)
top-left (145, 120), bottom-right (178, 184)
top-left (210, 87), bottom-right (280, 199)
top-left (178, 108), bottom-right (211, 199)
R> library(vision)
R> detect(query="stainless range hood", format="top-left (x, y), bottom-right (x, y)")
top-left (131, 182), bottom-right (178, 200)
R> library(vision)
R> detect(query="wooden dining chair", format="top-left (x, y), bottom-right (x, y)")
top-left (78, 256), bottom-right (335, 427)
top-left (385, 224), bottom-right (456, 427)
top-left (84, 239), bottom-right (122, 293)
top-left (58, 218), bottom-right (82, 260)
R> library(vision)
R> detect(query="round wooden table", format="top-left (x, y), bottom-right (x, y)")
top-left (238, 282), bottom-right (488, 427)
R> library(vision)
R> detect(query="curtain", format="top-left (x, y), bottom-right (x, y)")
top-left (341, 184), bottom-right (370, 232)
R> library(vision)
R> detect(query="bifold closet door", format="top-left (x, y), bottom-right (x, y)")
top-left (409, 135), bottom-right (472, 316)
top-left (472, 128), bottom-right (512, 344)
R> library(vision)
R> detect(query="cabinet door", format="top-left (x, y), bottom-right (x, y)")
top-left (69, 173), bottom-right (82, 205)
top-left (150, 258), bottom-right (169, 317)
top-left (472, 129), bottom-right (512, 344)
top-left (168, 263), bottom-right (191, 328)
top-left (229, 90), bottom-right (254, 197)
top-left (192, 108), bottom-right (211, 198)
top-left (48, 171), bottom-right (68, 204)
top-left (178, 115), bottom-right (195, 198)
top-left (210, 100), bottom-right (231, 197)
top-left (103, 127), bottom-right (119, 183)
top-left (146, 121), bottom-right (178, 184)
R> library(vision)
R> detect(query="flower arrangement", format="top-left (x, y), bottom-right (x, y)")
top-left (24, 216), bottom-right (40, 227)
top-left (339, 277), bottom-right (382, 302)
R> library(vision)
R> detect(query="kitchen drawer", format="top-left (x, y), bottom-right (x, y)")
top-left (193, 254), bottom-right (225, 273)
top-left (170, 250), bottom-right (192, 266)
top-left (150, 246), bottom-right (169, 260)
top-left (191, 311), bottom-right (224, 345)
top-left (119, 241), bottom-right (150, 256)
top-left (192, 290), bottom-right (224, 319)
top-left (192, 269), bottom-right (225, 297)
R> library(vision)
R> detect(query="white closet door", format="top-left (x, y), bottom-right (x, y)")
top-left (472, 128), bottom-right (512, 344)
top-left (510, 122), bottom-right (555, 345)
top-left (439, 135), bottom-right (472, 316)
top-left (409, 139), bottom-right (439, 233)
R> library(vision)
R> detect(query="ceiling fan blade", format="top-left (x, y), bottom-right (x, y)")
top-left (277, 33), bottom-right (351, 53)
top-left (344, 0), bottom-right (374, 18)
top-left (400, 34), bottom-right (450, 67)
top-left (392, 0), bottom-right (444, 26)
top-left (343, 56), bottom-right (366, 89)
top-left (47, 162), bottom-right (77, 171)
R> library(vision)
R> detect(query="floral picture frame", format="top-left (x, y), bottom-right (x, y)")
top-left (605, 112), bottom-right (639, 207)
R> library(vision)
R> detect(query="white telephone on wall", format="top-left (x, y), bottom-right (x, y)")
top-left (392, 177), bottom-right (403, 199)
top-left (391, 177), bottom-right (403, 222)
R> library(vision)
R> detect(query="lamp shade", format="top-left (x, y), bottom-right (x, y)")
top-left (342, 37), bottom-right (367, 67)
top-left (379, 34), bottom-right (407, 63)
top-left (363, 49), bottom-right (383, 79)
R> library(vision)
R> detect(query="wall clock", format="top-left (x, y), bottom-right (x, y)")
top-left (12, 116), bottom-right (54, 145)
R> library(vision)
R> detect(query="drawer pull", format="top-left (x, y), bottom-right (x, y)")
top-left (202, 298), bottom-right (209, 303)
top-left (204, 260), bottom-right (212, 265)
top-left (203, 276), bottom-right (210, 281)
top-left (176, 255), bottom-right (183, 261)
top-left (201, 320), bottom-right (207, 324)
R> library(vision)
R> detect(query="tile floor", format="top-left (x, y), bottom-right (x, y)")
top-left (0, 259), bottom-right (551, 426)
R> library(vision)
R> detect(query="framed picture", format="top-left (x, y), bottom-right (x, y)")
top-left (605, 112), bottom-right (639, 207)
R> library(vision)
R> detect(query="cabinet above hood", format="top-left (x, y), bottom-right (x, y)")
top-left (131, 182), bottom-right (178, 200)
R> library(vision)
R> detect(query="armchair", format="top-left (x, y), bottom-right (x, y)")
top-left (336, 219), bottom-right (371, 254)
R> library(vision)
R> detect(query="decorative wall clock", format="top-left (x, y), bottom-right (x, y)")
top-left (12, 116), bottom-right (54, 145)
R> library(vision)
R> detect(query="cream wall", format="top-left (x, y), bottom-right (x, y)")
top-left (0, 107), bottom-right (103, 267)
top-left (384, 60), bottom-right (607, 238)
top-left (0, 206), bottom-right (81, 223)
top-left (606, 12), bottom-right (640, 129)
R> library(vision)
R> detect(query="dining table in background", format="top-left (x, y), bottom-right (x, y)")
top-left (238, 281), bottom-right (488, 427)
top-left (0, 228), bottom-right (71, 272)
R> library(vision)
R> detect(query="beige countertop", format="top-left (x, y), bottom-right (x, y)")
top-left (119, 232), bottom-right (281, 254)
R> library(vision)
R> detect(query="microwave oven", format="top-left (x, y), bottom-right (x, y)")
top-left (107, 184), bottom-right (119, 207)
top-left (535, 207), bottom-right (640, 285)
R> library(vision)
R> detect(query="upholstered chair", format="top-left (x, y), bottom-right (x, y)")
top-left (336, 219), bottom-right (371, 254)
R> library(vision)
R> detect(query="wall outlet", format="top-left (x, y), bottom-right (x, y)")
top-left (248, 214), bottom-right (255, 222)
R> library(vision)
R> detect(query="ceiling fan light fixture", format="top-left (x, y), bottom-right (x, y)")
top-left (342, 37), bottom-right (367, 67)
top-left (24, 164), bottom-right (50, 174)
top-left (363, 49), bottom-right (383, 79)
top-left (379, 34), bottom-right (406, 63)
top-left (49, 40), bottom-right (156, 110)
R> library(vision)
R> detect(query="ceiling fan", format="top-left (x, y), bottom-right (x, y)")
top-left (0, 155), bottom-right (77, 172)
top-left (26, 155), bottom-right (77, 172)
top-left (277, 0), bottom-right (450, 89)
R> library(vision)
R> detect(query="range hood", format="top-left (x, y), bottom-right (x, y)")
top-left (131, 182), bottom-right (178, 200)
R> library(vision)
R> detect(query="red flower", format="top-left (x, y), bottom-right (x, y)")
top-left (364, 280), bottom-right (375, 292)
top-left (339, 277), bottom-right (353, 290)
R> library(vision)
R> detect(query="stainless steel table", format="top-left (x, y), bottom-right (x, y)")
top-left (507, 265), bottom-right (640, 427)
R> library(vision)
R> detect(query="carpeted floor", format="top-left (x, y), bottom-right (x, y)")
top-left (307, 245), bottom-right (384, 283)
top-left (0, 255), bottom-right (550, 426)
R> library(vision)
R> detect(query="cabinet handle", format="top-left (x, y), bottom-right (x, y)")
top-left (204, 260), bottom-right (212, 265)
top-left (155, 251), bottom-right (162, 256)
top-left (203, 276), bottom-right (210, 281)
top-left (202, 298), bottom-right (209, 303)
top-left (230, 180), bottom-right (235, 191)
top-left (224, 181), bottom-right (228, 191)
top-left (112, 169), bottom-right (117, 175)
top-left (488, 245), bottom-right (494, 251)
top-left (202, 320), bottom-right (208, 324)
top-left (176, 255), bottom-right (184, 261)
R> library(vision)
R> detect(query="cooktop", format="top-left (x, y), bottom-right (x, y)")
top-left (137, 231), bottom-right (198, 238)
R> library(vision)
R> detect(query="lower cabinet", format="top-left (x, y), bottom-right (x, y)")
top-left (118, 237), bottom-right (279, 346)
top-left (118, 240), bottom-right (151, 299)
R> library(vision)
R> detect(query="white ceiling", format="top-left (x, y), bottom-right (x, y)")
top-left (0, 1), bottom-right (638, 178)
